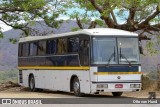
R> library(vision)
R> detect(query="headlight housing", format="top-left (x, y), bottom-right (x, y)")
top-left (130, 84), bottom-right (140, 88)
top-left (97, 84), bottom-right (108, 88)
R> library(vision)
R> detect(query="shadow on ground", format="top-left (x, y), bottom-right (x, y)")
top-left (22, 87), bottom-right (134, 98)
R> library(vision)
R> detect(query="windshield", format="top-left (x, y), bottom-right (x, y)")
top-left (92, 37), bottom-right (118, 64)
top-left (91, 37), bottom-right (140, 65)
top-left (118, 38), bottom-right (139, 64)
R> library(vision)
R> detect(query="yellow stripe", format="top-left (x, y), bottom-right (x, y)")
top-left (18, 66), bottom-right (90, 70)
top-left (94, 72), bottom-right (142, 75)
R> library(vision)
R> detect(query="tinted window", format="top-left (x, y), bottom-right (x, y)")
top-left (68, 38), bottom-right (79, 53)
top-left (30, 42), bottom-right (37, 56)
top-left (22, 43), bottom-right (29, 57)
top-left (57, 38), bottom-right (67, 54)
top-left (47, 40), bottom-right (57, 54)
top-left (38, 41), bottom-right (46, 55)
top-left (79, 39), bottom-right (89, 66)
top-left (18, 44), bottom-right (22, 57)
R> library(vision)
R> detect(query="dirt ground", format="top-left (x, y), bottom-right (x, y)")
top-left (0, 81), bottom-right (160, 98)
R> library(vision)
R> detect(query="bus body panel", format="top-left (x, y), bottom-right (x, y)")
top-left (19, 69), bottom-right (91, 94)
top-left (90, 67), bottom-right (98, 81)
top-left (97, 74), bottom-right (141, 81)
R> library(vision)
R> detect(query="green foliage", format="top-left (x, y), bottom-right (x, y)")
top-left (71, 27), bottom-right (80, 31)
top-left (43, 13), bottom-right (63, 28)
top-left (0, 70), bottom-right (18, 83)
top-left (9, 38), bottom-right (18, 44)
top-left (146, 40), bottom-right (159, 55)
top-left (0, 27), bottom-right (4, 38)
top-left (0, 0), bottom-right (61, 37)
top-left (0, 32), bottom-right (4, 38)
top-left (95, 19), bottom-right (105, 27)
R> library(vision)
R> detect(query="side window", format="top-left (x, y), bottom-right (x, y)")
top-left (22, 43), bottom-right (29, 57)
top-left (57, 38), bottom-right (67, 54)
top-left (29, 42), bottom-right (37, 56)
top-left (47, 39), bottom-right (57, 54)
top-left (38, 41), bottom-right (46, 55)
top-left (68, 37), bottom-right (79, 53)
top-left (79, 39), bottom-right (89, 66)
top-left (18, 43), bottom-right (22, 57)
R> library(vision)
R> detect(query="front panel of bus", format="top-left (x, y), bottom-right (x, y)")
top-left (90, 36), bottom-right (141, 93)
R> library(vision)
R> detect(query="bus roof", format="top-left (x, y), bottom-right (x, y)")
top-left (19, 28), bottom-right (138, 43)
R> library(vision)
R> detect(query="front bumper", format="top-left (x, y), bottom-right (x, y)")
top-left (90, 82), bottom-right (141, 93)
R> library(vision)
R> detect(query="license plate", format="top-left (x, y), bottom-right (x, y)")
top-left (115, 84), bottom-right (123, 88)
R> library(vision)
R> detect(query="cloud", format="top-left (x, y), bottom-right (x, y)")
top-left (0, 21), bottom-right (12, 32)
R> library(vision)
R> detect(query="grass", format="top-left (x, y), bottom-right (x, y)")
top-left (0, 69), bottom-right (18, 83)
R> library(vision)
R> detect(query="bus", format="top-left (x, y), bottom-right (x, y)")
top-left (18, 28), bottom-right (142, 97)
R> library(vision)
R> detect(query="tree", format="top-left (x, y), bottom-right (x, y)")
top-left (61, 0), bottom-right (106, 31)
top-left (63, 0), bottom-right (160, 40)
top-left (0, 0), bottom-right (62, 39)
top-left (68, 10), bottom-right (105, 31)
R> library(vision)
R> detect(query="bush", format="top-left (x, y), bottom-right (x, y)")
top-left (142, 75), bottom-right (158, 91)
top-left (0, 70), bottom-right (18, 83)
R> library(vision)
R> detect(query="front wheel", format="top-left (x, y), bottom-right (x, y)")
top-left (112, 92), bottom-right (123, 97)
top-left (73, 77), bottom-right (84, 97)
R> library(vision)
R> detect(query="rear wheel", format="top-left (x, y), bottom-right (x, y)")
top-left (37, 88), bottom-right (43, 92)
top-left (29, 75), bottom-right (37, 92)
top-left (73, 77), bottom-right (84, 97)
top-left (112, 92), bottom-right (123, 97)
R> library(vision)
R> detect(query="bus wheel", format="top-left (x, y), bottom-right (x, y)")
top-left (29, 75), bottom-right (37, 92)
top-left (73, 77), bottom-right (84, 97)
top-left (37, 89), bottom-right (43, 92)
top-left (112, 92), bottom-right (123, 97)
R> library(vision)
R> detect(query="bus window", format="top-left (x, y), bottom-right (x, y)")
top-left (68, 38), bottom-right (79, 53)
top-left (57, 38), bottom-right (68, 54)
top-left (29, 42), bottom-right (37, 56)
top-left (22, 43), bottom-right (29, 57)
top-left (38, 41), bottom-right (46, 56)
top-left (79, 39), bottom-right (89, 66)
top-left (18, 44), bottom-right (22, 57)
top-left (46, 40), bottom-right (57, 54)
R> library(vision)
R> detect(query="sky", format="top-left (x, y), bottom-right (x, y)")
top-left (0, 21), bottom-right (12, 32)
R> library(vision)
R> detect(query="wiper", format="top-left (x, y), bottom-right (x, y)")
top-left (107, 46), bottom-right (115, 66)
top-left (120, 54), bottom-right (131, 65)
top-left (119, 47), bottom-right (131, 66)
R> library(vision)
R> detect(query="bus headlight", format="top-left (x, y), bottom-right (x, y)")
top-left (135, 84), bottom-right (140, 88)
top-left (130, 84), bottom-right (134, 88)
top-left (130, 84), bottom-right (140, 88)
top-left (97, 84), bottom-right (108, 88)
top-left (103, 84), bottom-right (108, 88)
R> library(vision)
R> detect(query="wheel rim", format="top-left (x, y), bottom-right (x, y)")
top-left (30, 77), bottom-right (34, 89)
top-left (74, 80), bottom-right (80, 94)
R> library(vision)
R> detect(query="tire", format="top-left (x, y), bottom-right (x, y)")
top-left (37, 88), bottom-right (43, 92)
top-left (112, 92), bottom-right (123, 97)
top-left (29, 75), bottom-right (37, 92)
top-left (73, 77), bottom-right (84, 97)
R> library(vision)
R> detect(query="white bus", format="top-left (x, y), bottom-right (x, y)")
top-left (18, 28), bottom-right (141, 97)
